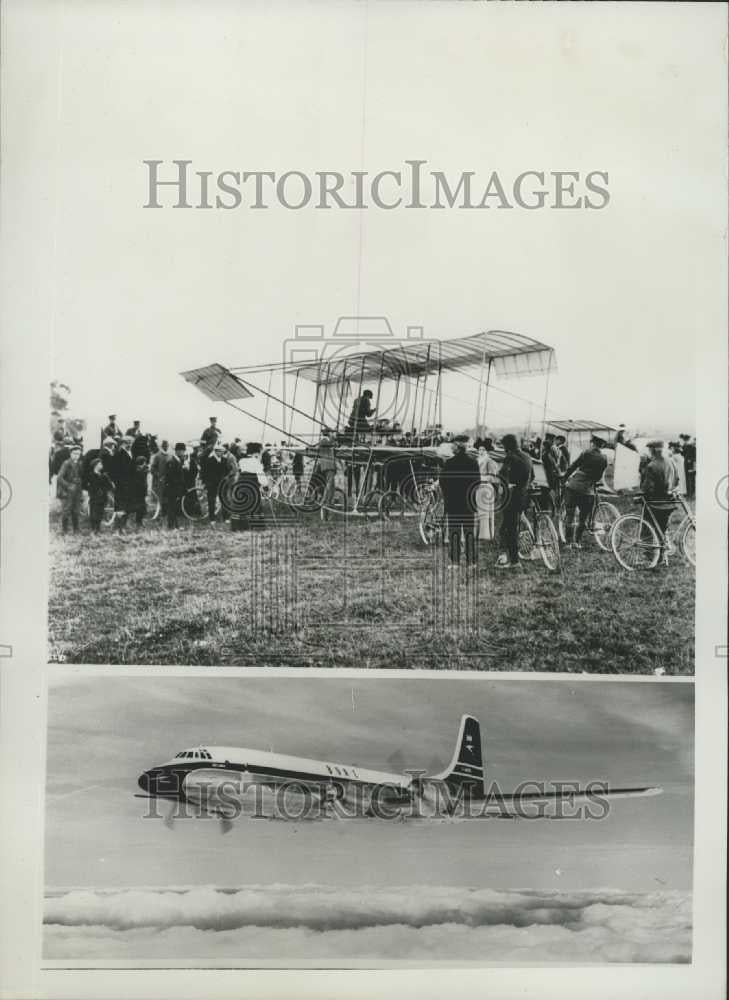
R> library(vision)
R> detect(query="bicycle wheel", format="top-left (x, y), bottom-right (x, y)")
top-left (419, 497), bottom-right (445, 546)
top-left (592, 501), bottom-right (619, 551)
top-left (557, 498), bottom-right (577, 544)
top-left (678, 517), bottom-right (696, 567)
top-left (611, 514), bottom-right (661, 570)
top-left (182, 486), bottom-right (208, 521)
top-left (518, 513), bottom-right (535, 559)
top-left (359, 488), bottom-right (384, 518)
top-left (536, 512), bottom-right (561, 571)
top-left (380, 489), bottom-right (406, 520)
top-left (147, 488), bottom-right (161, 520)
top-left (666, 505), bottom-right (687, 552)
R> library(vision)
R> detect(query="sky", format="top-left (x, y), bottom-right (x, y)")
top-left (44, 674), bottom-right (694, 893)
top-left (44, 2), bottom-right (724, 444)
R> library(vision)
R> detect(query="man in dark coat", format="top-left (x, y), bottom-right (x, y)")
top-left (540, 433), bottom-right (561, 504)
top-left (131, 432), bottom-right (151, 462)
top-left (347, 389), bottom-right (376, 436)
top-left (100, 436), bottom-right (117, 476)
top-left (111, 436), bottom-right (134, 531)
top-left (554, 435), bottom-right (570, 474)
top-left (496, 433), bottom-right (534, 569)
top-left (81, 447), bottom-right (101, 490)
top-left (164, 443), bottom-right (187, 528)
top-left (292, 449), bottom-right (304, 486)
top-left (199, 444), bottom-right (227, 524)
top-left (86, 459), bottom-right (114, 532)
top-left (439, 438), bottom-right (481, 567)
top-left (681, 435), bottom-right (696, 499)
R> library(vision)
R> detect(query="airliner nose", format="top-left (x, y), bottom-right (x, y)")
top-left (138, 767), bottom-right (181, 797)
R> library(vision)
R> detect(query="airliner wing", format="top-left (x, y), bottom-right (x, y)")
top-left (463, 784), bottom-right (664, 820)
top-left (492, 785), bottom-right (664, 803)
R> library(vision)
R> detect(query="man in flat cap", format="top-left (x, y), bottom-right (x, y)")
top-left (560, 434), bottom-right (608, 548)
top-left (641, 440), bottom-right (679, 562)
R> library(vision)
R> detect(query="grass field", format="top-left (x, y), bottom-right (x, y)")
top-left (48, 495), bottom-right (694, 672)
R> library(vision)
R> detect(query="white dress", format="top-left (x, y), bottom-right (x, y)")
top-left (476, 452), bottom-right (498, 541)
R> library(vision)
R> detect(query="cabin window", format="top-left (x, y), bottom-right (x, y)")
top-left (326, 766), bottom-right (332, 774)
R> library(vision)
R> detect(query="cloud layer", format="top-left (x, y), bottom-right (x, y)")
top-left (44, 885), bottom-right (691, 963)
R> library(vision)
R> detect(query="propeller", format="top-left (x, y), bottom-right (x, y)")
top-left (217, 814), bottom-right (234, 835)
top-left (162, 800), bottom-right (178, 831)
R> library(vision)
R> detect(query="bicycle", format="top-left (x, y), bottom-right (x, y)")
top-left (381, 459), bottom-right (437, 522)
top-left (556, 484), bottom-right (620, 551)
top-left (182, 482), bottom-right (212, 521)
top-left (93, 488), bottom-right (160, 527)
top-left (611, 491), bottom-right (695, 571)
top-left (517, 487), bottom-right (561, 572)
top-left (418, 480), bottom-right (446, 545)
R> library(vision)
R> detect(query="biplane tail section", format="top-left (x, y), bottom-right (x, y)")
top-left (180, 363), bottom-right (254, 402)
top-left (431, 715), bottom-right (485, 800)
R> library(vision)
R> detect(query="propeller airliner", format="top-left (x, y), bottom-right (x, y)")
top-left (137, 716), bottom-right (662, 833)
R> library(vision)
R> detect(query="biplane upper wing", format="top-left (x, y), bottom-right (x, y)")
top-left (286, 330), bottom-right (556, 385)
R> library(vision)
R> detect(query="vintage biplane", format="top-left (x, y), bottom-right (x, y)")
top-left (181, 323), bottom-right (557, 531)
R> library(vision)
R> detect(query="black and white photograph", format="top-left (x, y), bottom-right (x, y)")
top-left (44, 674), bottom-right (693, 966)
top-left (41, 4), bottom-right (713, 672)
top-left (0, 3), bottom-right (726, 999)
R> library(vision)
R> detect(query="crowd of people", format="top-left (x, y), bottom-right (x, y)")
top-left (50, 414), bottom-right (304, 535)
top-left (436, 429), bottom-right (696, 570)
top-left (50, 410), bottom-right (696, 575)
